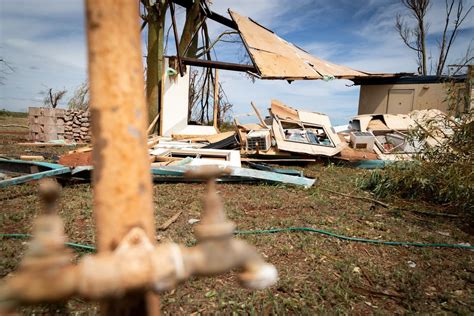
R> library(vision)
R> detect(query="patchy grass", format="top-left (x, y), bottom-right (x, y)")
top-left (1, 119), bottom-right (473, 314)
top-left (0, 110), bottom-right (27, 118)
top-left (0, 116), bottom-right (77, 159)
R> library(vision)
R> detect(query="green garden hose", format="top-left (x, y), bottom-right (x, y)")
top-left (2, 227), bottom-right (473, 252)
top-left (1, 233), bottom-right (95, 252)
top-left (235, 227), bottom-right (474, 249)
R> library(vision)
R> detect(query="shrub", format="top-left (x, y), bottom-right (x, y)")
top-left (358, 110), bottom-right (473, 216)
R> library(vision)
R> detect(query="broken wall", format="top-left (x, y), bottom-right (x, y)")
top-left (161, 58), bottom-right (190, 136)
top-left (160, 57), bottom-right (217, 137)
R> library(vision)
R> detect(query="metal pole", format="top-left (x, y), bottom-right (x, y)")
top-left (85, 0), bottom-right (159, 314)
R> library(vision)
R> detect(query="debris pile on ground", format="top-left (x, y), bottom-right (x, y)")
top-left (9, 102), bottom-right (463, 188)
top-left (335, 109), bottom-right (458, 163)
top-left (236, 99), bottom-right (344, 162)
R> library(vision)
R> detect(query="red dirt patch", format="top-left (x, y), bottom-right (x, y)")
top-left (59, 151), bottom-right (93, 167)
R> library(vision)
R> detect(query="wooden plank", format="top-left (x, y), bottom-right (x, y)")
top-left (19, 155), bottom-right (45, 161)
top-left (146, 114), bottom-right (160, 135)
top-left (180, 56), bottom-right (256, 72)
top-left (250, 101), bottom-right (268, 128)
top-left (17, 142), bottom-right (77, 147)
top-left (271, 99), bottom-right (299, 120)
top-left (157, 211), bottom-right (182, 231)
top-left (67, 146), bottom-right (93, 154)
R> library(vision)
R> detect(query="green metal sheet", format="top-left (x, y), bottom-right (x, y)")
top-left (0, 167), bottom-right (72, 188)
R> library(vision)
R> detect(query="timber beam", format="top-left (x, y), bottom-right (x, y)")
top-left (180, 56), bottom-right (257, 73)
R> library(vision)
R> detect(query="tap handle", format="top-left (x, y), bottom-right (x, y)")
top-left (38, 178), bottom-right (61, 214)
top-left (185, 166), bottom-right (235, 240)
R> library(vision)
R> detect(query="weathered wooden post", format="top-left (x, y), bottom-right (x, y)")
top-left (85, 0), bottom-right (160, 314)
top-left (0, 2), bottom-right (278, 313)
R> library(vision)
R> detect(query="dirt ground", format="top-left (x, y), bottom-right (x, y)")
top-left (1, 114), bottom-right (473, 315)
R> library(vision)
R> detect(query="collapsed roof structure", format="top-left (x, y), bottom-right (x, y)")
top-left (228, 11), bottom-right (370, 80)
top-left (174, 2), bottom-right (377, 81)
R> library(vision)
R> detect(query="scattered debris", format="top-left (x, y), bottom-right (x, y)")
top-left (188, 218), bottom-right (200, 225)
top-left (152, 165), bottom-right (316, 188)
top-left (319, 188), bottom-right (389, 208)
top-left (0, 166), bottom-right (71, 188)
top-left (150, 148), bottom-right (242, 168)
top-left (236, 99), bottom-right (344, 161)
top-left (407, 260), bottom-right (416, 268)
top-left (157, 211), bottom-right (182, 231)
top-left (17, 141), bottom-right (78, 147)
top-left (19, 155), bottom-right (45, 161)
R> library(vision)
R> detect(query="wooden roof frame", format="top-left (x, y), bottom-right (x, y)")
top-left (172, 1), bottom-right (403, 82)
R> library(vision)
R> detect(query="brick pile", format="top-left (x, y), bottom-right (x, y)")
top-left (28, 107), bottom-right (91, 143)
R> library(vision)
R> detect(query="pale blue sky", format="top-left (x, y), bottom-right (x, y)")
top-left (1, 0), bottom-right (472, 125)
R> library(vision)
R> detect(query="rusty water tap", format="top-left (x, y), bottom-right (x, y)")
top-left (26, 178), bottom-right (71, 259)
top-left (0, 168), bottom-right (278, 311)
top-left (185, 166), bottom-right (235, 240)
top-left (180, 166), bottom-right (279, 289)
top-left (0, 179), bottom-right (76, 310)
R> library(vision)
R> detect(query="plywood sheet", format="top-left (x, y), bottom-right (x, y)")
top-left (271, 99), bottom-right (299, 120)
top-left (229, 10), bottom-right (369, 80)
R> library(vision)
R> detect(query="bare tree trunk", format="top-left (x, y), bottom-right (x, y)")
top-left (178, 0), bottom-right (203, 57)
top-left (418, 19), bottom-right (427, 75)
top-left (144, 1), bottom-right (167, 131)
top-left (396, 0), bottom-right (431, 75)
top-left (436, 0), bottom-right (455, 75)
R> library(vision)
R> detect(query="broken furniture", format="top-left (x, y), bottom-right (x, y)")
top-left (237, 100), bottom-right (344, 160)
top-left (348, 114), bottom-right (416, 160)
top-left (150, 148), bottom-right (242, 168)
top-left (350, 132), bottom-right (375, 151)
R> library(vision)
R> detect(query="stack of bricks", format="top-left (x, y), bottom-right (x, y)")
top-left (28, 107), bottom-right (66, 141)
top-left (63, 109), bottom-right (91, 142)
top-left (28, 107), bottom-right (91, 143)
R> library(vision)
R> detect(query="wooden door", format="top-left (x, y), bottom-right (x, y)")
top-left (386, 89), bottom-right (414, 114)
